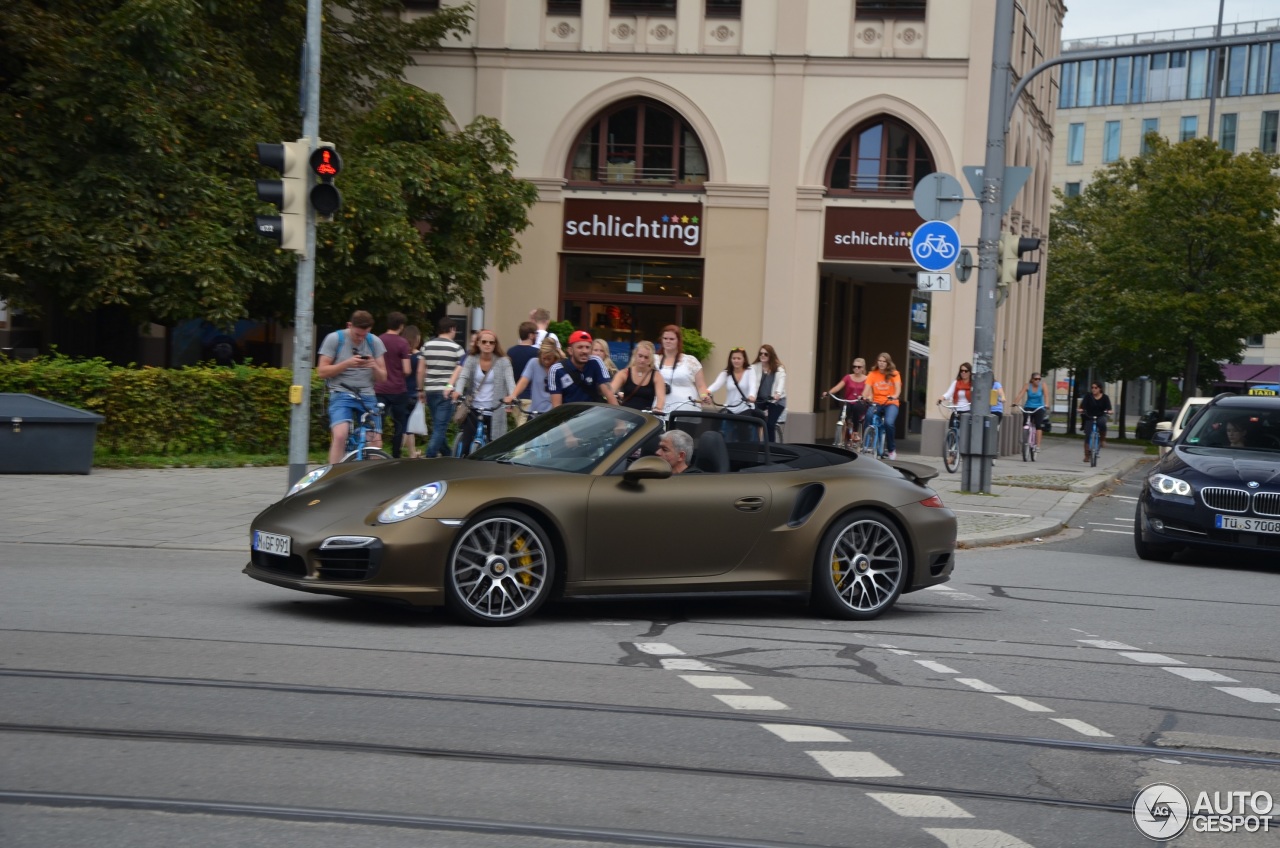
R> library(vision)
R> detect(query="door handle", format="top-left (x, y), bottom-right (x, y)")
top-left (734, 496), bottom-right (765, 512)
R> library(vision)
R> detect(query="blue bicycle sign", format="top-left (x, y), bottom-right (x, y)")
top-left (910, 221), bottom-right (961, 272)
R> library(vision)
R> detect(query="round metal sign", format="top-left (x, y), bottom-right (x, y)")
top-left (912, 172), bottom-right (965, 222)
top-left (909, 221), bottom-right (961, 272)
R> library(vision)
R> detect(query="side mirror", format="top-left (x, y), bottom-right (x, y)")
top-left (624, 455), bottom-right (672, 483)
top-left (1154, 421), bottom-right (1172, 432)
top-left (1151, 430), bottom-right (1172, 446)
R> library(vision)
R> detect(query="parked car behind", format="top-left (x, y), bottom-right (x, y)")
top-left (1134, 408), bottom-right (1171, 440)
top-left (1154, 396), bottom-right (1212, 456)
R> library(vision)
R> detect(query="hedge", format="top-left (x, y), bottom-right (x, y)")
top-left (0, 354), bottom-right (330, 455)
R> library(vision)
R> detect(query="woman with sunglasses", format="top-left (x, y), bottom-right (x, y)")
top-left (822, 357), bottom-right (869, 445)
top-left (1078, 381), bottom-right (1112, 463)
top-left (939, 362), bottom-right (974, 418)
top-left (1014, 373), bottom-right (1049, 451)
top-left (861, 353), bottom-right (902, 459)
top-left (748, 344), bottom-right (787, 443)
top-left (707, 347), bottom-right (757, 415)
top-left (657, 325), bottom-right (711, 413)
top-left (450, 330), bottom-right (514, 456)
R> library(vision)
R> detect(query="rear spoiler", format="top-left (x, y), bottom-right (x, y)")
top-left (883, 459), bottom-right (939, 487)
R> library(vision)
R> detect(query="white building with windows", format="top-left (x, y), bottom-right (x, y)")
top-left (407, 0), bottom-right (1064, 446)
top-left (1052, 18), bottom-right (1280, 381)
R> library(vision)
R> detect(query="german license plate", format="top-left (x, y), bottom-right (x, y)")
top-left (1215, 515), bottom-right (1280, 535)
top-left (253, 530), bottom-right (291, 556)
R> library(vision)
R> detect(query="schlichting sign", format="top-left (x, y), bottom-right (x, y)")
top-left (562, 198), bottom-right (703, 256)
top-left (823, 207), bottom-right (927, 262)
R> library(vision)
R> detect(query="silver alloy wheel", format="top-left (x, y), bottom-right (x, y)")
top-left (826, 518), bottom-right (904, 614)
top-left (449, 515), bottom-right (550, 621)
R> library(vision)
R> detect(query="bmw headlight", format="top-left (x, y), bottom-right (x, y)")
top-left (287, 465), bottom-right (331, 497)
top-left (379, 481), bottom-right (447, 523)
top-left (1150, 473), bottom-right (1192, 497)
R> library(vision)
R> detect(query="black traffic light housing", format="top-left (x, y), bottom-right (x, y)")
top-left (309, 144), bottom-right (342, 218)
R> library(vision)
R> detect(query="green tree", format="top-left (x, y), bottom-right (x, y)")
top-left (0, 0), bottom-right (535, 339)
top-left (1045, 136), bottom-right (1280, 395)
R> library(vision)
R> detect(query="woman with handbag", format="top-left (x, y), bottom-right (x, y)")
top-left (450, 330), bottom-right (515, 456)
top-left (706, 347), bottom-right (756, 414)
top-left (748, 344), bottom-right (787, 443)
top-left (609, 340), bottom-right (667, 411)
top-left (656, 325), bottom-right (711, 413)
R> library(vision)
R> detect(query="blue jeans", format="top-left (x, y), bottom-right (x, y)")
top-left (425, 391), bottom-right (455, 458)
top-left (882, 403), bottom-right (899, 453)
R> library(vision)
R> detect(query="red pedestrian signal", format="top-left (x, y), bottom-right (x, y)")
top-left (308, 144), bottom-right (342, 218)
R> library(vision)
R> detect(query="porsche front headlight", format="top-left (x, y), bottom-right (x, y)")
top-left (379, 481), bottom-right (447, 523)
top-left (287, 465), bottom-right (332, 497)
top-left (1150, 473), bottom-right (1192, 497)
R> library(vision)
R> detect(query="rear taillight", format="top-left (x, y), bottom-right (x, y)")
top-left (919, 495), bottom-right (946, 508)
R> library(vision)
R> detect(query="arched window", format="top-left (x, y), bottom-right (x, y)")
top-left (825, 116), bottom-right (935, 195)
top-left (567, 98), bottom-right (708, 188)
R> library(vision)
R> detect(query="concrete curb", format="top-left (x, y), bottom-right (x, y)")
top-left (957, 517), bottom-right (1065, 549)
top-left (1067, 454), bottom-right (1154, 494)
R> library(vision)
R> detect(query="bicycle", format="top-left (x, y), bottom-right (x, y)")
top-left (340, 397), bottom-right (391, 462)
top-left (454, 404), bottom-right (504, 458)
top-left (823, 394), bottom-right (865, 450)
top-left (860, 402), bottom-right (889, 459)
top-left (937, 401), bottom-right (962, 473)
top-left (1011, 404), bottom-right (1044, 463)
top-left (915, 234), bottom-right (956, 260)
top-left (1082, 413), bottom-right (1106, 468)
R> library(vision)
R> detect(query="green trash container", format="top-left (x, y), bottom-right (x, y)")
top-left (0, 393), bottom-right (105, 474)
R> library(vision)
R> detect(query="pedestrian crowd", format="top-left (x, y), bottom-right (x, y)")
top-left (317, 308), bottom-right (796, 460)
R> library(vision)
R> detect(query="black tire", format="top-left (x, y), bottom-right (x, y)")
top-left (1133, 503), bottom-right (1176, 562)
top-left (812, 510), bottom-right (907, 620)
top-left (861, 425), bottom-right (878, 456)
top-left (943, 429), bottom-right (960, 473)
top-left (1090, 445), bottom-right (1098, 468)
top-left (1022, 434), bottom-right (1030, 462)
top-left (341, 447), bottom-right (392, 462)
top-left (445, 509), bottom-right (556, 625)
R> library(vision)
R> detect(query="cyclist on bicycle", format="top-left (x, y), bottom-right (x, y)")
top-left (451, 329), bottom-right (516, 457)
top-left (317, 310), bottom-right (388, 465)
top-left (822, 357), bottom-right (868, 445)
top-left (938, 362), bottom-right (973, 422)
top-left (861, 353), bottom-right (902, 459)
top-left (1013, 372), bottom-right (1049, 452)
top-left (1078, 381), bottom-right (1112, 463)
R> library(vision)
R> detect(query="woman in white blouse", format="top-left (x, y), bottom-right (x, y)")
top-left (656, 324), bottom-right (710, 413)
top-left (748, 343), bottom-right (787, 443)
top-left (706, 347), bottom-right (756, 414)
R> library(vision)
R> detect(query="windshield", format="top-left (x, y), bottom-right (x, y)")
top-left (1182, 404), bottom-right (1280, 452)
top-left (469, 404), bottom-right (649, 472)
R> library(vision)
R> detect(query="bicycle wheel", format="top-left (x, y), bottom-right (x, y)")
top-left (943, 428), bottom-right (959, 473)
top-left (1090, 432), bottom-right (1099, 467)
top-left (1021, 429), bottom-right (1030, 462)
top-left (835, 418), bottom-right (847, 449)
top-left (364, 448), bottom-right (392, 461)
top-left (861, 425), bottom-right (878, 456)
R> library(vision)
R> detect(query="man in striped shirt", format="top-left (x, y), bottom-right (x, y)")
top-left (422, 317), bottom-right (464, 458)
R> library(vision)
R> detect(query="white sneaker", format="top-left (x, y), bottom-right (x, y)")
top-left (887, 451), bottom-right (897, 460)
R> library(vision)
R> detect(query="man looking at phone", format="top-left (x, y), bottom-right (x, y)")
top-left (317, 310), bottom-right (388, 464)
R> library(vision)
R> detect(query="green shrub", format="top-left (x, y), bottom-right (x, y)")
top-left (548, 320), bottom-right (574, 348)
top-left (0, 353), bottom-right (330, 456)
top-left (681, 327), bottom-right (714, 362)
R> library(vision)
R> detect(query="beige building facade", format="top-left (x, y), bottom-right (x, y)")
top-left (410, 0), bottom-right (1063, 444)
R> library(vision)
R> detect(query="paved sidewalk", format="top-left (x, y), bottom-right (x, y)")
top-left (0, 436), bottom-right (1151, 552)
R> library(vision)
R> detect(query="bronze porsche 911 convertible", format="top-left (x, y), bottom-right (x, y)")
top-left (246, 404), bottom-right (957, 625)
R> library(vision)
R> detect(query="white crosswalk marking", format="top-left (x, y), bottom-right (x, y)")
top-left (759, 724), bottom-right (850, 743)
top-left (1076, 639), bottom-right (1137, 650)
top-left (924, 828), bottom-right (1036, 847)
top-left (1050, 718), bottom-right (1113, 737)
top-left (916, 660), bottom-right (960, 674)
top-left (1162, 667), bottom-right (1237, 683)
top-left (994, 695), bottom-right (1054, 712)
top-left (1214, 687), bottom-right (1280, 704)
top-left (634, 642), bottom-right (684, 655)
top-left (713, 694), bottom-right (789, 710)
top-left (1119, 651), bottom-right (1183, 665)
top-left (867, 793), bottom-right (973, 818)
top-left (679, 675), bottom-right (752, 690)
top-left (807, 750), bottom-right (903, 777)
top-left (660, 658), bottom-right (717, 671)
top-left (955, 678), bottom-right (1004, 693)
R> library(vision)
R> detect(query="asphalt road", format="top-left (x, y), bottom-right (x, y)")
top-left (2, 487), bottom-right (1279, 847)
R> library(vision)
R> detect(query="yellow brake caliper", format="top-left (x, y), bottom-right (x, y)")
top-left (831, 555), bottom-right (843, 586)
top-left (512, 534), bottom-right (534, 585)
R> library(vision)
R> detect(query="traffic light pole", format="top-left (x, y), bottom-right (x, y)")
top-left (962, 0), bottom-right (1016, 494)
top-left (286, 0), bottom-right (323, 490)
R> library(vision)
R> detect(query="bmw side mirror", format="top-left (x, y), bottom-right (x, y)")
top-left (624, 455), bottom-right (673, 483)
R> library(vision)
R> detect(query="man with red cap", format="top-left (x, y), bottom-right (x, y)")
top-left (549, 330), bottom-right (619, 406)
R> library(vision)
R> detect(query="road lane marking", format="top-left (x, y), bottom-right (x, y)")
top-left (1163, 667), bottom-right (1238, 683)
top-left (1087, 522), bottom-right (1131, 528)
top-left (867, 793), bottom-right (973, 818)
top-left (1108, 494), bottom-right (1138, 501)
top-left (1214, 687), bottom-right (1280, 704)
top-left (1050, 718), bottom-right (1113, 737)
top-left (916, 660), bottom-right (960, 674)
top-left (634, 642), bottom-right (683, 655)
top-left (924, 828), bottom-right (1035, 847)
top-left (1118, 652), bottom-right (1183, 665)
top-left (949, 509), bottom-right (1032, 517)
top-left (994, 695), bottom-right (1054, 712)
top-left (679, 675), bottom-right (752, 690)
top-left (924, 585), bottom-right (957, 591)
top-left (759, 724), bottom-right (850, 743)
top-left (660, 658), bottom-right (717, 671)
top-left (955, 678), bottom-right (1004, 693)
top-left (1077, 639), bottom-right (1137, 650)
top-left (807, 751), bottom-right (903, 777)
top-left (887, 649), bottom-right (917, 655)
top-left (713, 695), bottom-right (789, 710)
top-left (1090, 529), bottom-right (1129, 534)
